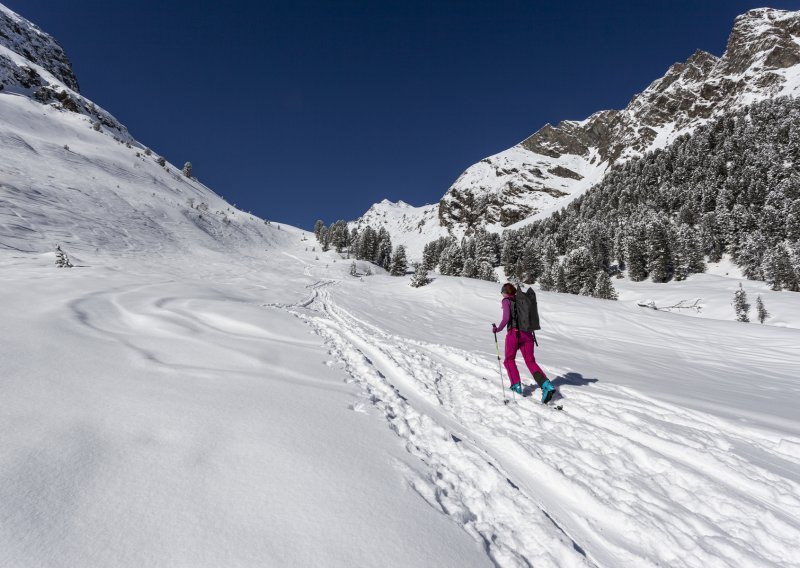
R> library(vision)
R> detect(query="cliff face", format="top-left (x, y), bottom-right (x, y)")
top-left (0, 5), bottom-right (79, 92)
top-left (436, 8), bottom-right (800, 234)
top-left (0, 4), bottom-right (132, 139)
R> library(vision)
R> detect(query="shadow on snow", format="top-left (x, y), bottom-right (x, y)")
top-left (522, 372), bottom-right (598, 396)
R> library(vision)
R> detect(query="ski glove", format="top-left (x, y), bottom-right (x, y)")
top-left (492, 324), bottom-right (499, 334)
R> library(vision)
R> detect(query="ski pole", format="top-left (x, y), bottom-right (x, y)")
top-left (494, 332), bottom-right (509, 405)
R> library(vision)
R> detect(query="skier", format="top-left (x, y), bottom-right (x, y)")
top-left (492, 282), bottom-right (556, 403)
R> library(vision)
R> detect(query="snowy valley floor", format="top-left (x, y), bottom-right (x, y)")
top-left (1, 240), bottom-right (799, 568)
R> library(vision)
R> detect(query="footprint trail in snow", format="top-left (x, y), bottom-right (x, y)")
top-left (269, 280), bottom-right (800, 568)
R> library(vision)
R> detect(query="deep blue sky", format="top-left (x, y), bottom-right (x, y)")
top-left (6, 1), bottom-right (800, 229)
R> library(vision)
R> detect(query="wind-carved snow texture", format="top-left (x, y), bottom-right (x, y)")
top-left (270, 281), bottom-right (800, 568)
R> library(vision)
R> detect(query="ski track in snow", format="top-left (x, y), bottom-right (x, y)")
top-left (267, 279), bottom-right (800, 568)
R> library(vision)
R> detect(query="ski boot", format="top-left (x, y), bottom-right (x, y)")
top-left (540, 379), bottom-right (556, 404)
top-left (510, 382), bottom-right (523, 395)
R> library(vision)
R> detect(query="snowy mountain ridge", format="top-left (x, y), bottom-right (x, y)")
top-left (0, 3), bottom-right (290, 256)
top-left (355, 8), bottom-right (800, 255)
top-left (348, 199), bottom-right (448, 259)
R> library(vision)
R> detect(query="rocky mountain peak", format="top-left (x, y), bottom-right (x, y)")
top-left (724, 8), bottom-right (800, 74)
top-left (0, 3), bottom-right (130, 140)
top-left (431, 7), bottom-right (800, 235)
top-left (0, 4), bottom-right (79, 92)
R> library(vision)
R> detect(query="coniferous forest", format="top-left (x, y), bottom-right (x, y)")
top-left (425, 96), bottom-right (800, 296)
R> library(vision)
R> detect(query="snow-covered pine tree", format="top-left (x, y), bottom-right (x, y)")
top-left (477, 261), bottom-right (497, 282)
top-left (613, 230), bottom-right (626, 269)
top-left (182, 162), bottom-right (192, 178)
top-left (762, 243), bottom-right (796, 291)
top-left (593, 270), bottom-right (618, 300)
top-left (555, 263), bottom-right (568, 293)
top-left (421, 241), bottom-right (437, 270)
top-left (520, 245), bottom-right (543, 284)
top-left (787, 200), bottom-right (800, 241)
top-left (474, 229), bottom-right (499, 267)
top-left (756, 294), bottom-right (769, 324)
top-left (390, 245), bottom-right (408, 276)
top-left (684, 225), bottom-right (706, 275)
top-left (647, 217), bottom-right (674, 283)
top-left (506, 257), bottom-right (519, 282)
top-left (563, 246), bottom-right (594, 294)
top-left (733, 283), bottom-right (750, 322)
top-left (354, 226), bottom-right (374, 261)
top-left (626, 236), bottom-right (648, 282)
top-left (538, 261), bottom-right (556, 291)
top-left (55, 244), bottom-right (73, 268)
top-left (375, 228), bottom-right (393, 268)
top-left (350, 261), bottom-right (357, 276)
top-left (329, 220), bottom-right (348, 253)
top-left (438, 243), bottom-right (464, 276)
top-left (501, 238), bottom-right (522, 276)
top-left (739, 233), bottom-right (767, 280)
top-left (461, 257), bottom-right (478, 278)
top-left (410, 262), bottom-right (432, 288)
top-left (314, 219), bottom-right (325, 242)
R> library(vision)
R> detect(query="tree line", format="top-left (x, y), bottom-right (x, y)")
top-left (314, 220), bottom-right (408, 276)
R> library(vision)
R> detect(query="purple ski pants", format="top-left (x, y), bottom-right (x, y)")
top-left (504, 329), bottom-right (546, 387)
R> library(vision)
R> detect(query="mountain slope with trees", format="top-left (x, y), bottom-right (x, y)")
top-left (353, 8), bottom-right (800, 257)
top-left (496, 96), bottom-right (800, 294)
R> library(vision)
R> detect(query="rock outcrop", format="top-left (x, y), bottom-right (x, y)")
top-left (435, 8), bottom-right (800, 234)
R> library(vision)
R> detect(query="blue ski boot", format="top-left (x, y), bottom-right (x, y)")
top-left (540, 380), bottom-right (556, 404)
top-left (510, 382), bottom-right (523, 395)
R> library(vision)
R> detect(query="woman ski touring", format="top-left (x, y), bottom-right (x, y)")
top-left (492, 282), bottom-right (556, 403)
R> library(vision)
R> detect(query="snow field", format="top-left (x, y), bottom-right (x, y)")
top-left (0, 250), bottom-right (490, 568)
top-left (3, 229), bottom-right (800, 567)
top-left (326, 270), bottom-right (800, 567)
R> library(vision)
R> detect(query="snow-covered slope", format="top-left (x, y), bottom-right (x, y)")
top-left (0, 91), bottom-right (285, 256)
top-left (355, 8), bottom-right (800, 248)
top-left (348, 199), bottom-right (448, 259)
top-left (0, 3), bottom-right (279, 257)
top-left (5, 244), bottom-right (798, 567)
top-left (2, 4), bottom-right (799, 567)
